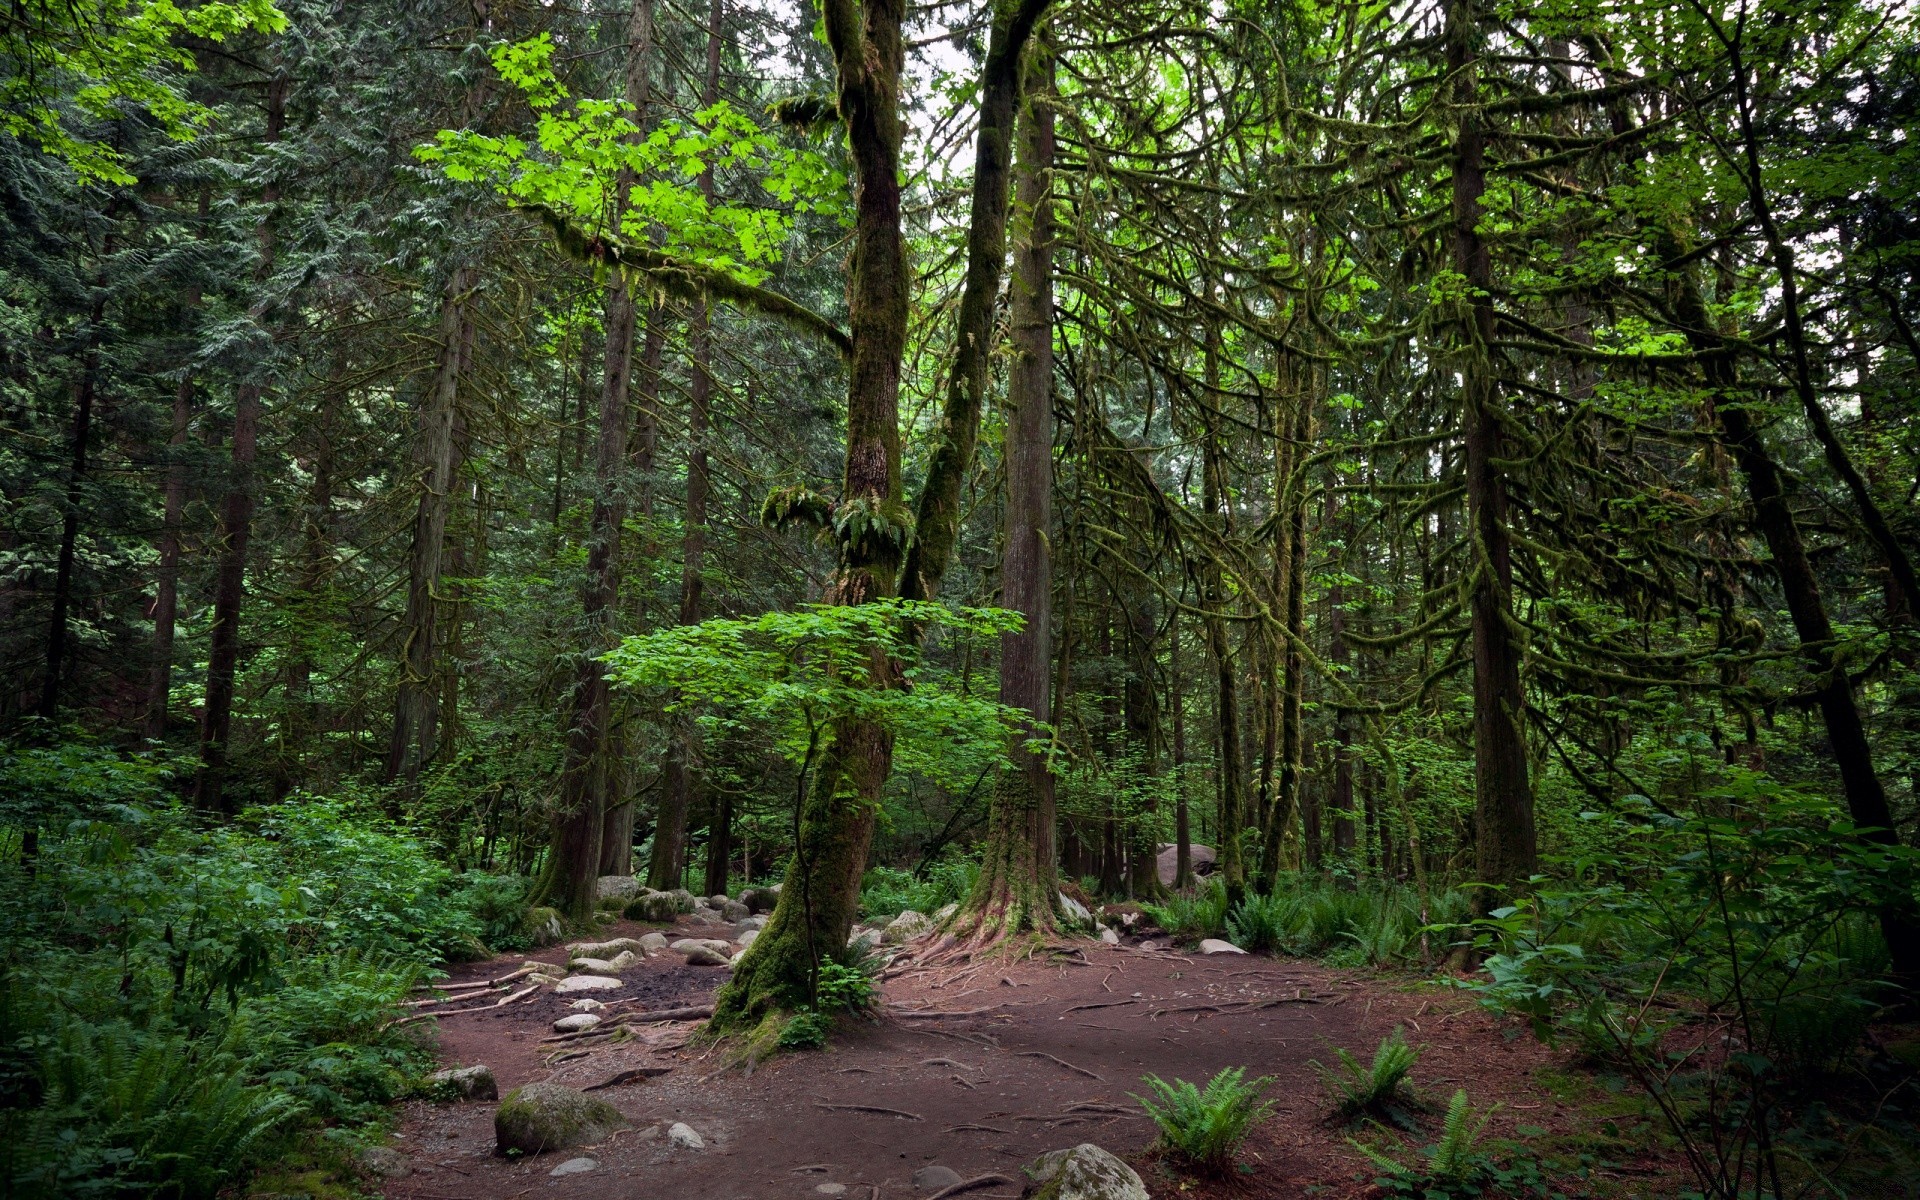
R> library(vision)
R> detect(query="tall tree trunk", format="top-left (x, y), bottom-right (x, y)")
top-left (1259, 388), bottom-right (1310, 892)
top-left (387, 266), bottom-right (476, 783)
top-left (1448, 1), bottom-right (1535, 915)
top-left (1172, 610), bottom-right (1193, 889)
top-left (717, 0), bottom-right (1050, 1030)
top-left (647, 0), bottom-right (726, 888)
top-left (1663, 237), bottom-right (1920, 993)
top-left (146, 197), bottom-right (204, 740)
top-left (195, 73), bottom-right (286, 812)
top-left (1199, 338), bottom-right (1247, 903)
top-left (39, 281), bottom-right (105, 725)
top-left (964, 70), bottom-right (1056, 925)
top-left (1328, 489), bottom-right (1356, 873)
top-left (545, 0), bottom-right (655, 920)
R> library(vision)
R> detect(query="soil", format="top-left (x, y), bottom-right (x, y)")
top-left (378, 916), bottom-right (1679, 1199)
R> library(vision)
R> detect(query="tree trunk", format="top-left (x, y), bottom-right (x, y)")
top-left (1448, 2), bottom-right (1535, 915)
top-left (1259, 389), bottom-right (1310, 892)
top-left (387, 266), bottom-right (476, 783)
top-left (1172, 610), bottom-right (1192, 889)
top-left (650, 0), bottom-right (724, 888)
top-left (146, 203), bottom-right (204, 741)
top-left (39, 284), bottom-right (105, 725)
top-left (1199, 342), bottom-right (1247, 903)
top-left (195, 73), bottom-right (286, 812)
top-left (964, 70), bottom-right (1057, 927)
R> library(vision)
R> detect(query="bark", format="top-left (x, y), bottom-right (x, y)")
top-left (964, 68), bottom-right (1057, 928)
top-left (1171, 611), bottom-right (1192, 889)
top-left (1258, 392), bottom-right (1311, 892)
top-left (387, 266), bottom-right (477, 783)
top-left (547, 0), bottom-right (655, 919)
top-left (1448, 2), bottom-right (1536, 914)
top-left (1328, 491), bottom-right (1356, 871)
top-left (1198, 342), bottom-right (1247, 902)
top-left (195, 73), bottom-right (286, 812)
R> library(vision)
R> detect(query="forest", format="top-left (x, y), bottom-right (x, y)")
top-left (4, 0), bottom-right (1920, 1196)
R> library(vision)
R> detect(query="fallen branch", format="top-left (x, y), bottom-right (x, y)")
top-left (812, 1102), bottom-right (924, 1121)
top-left (385, 983), bottom-right (539, 1028)
top-left (1017, 1050), bottom-right (1103, 1080)
top-left (942, 1123), bottom-right (1012, 1135)
top-left (888, 1005), bottom-right (1001, 1019)
top-left (1061, 999), bottom-right (1137, 1014)
top-left (926, 1173), bottom-right (1016, 1200)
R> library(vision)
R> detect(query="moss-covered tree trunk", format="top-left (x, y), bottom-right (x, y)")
top-left (961, 38), bottom-right (1059, 938)
top-left (709, 0), bottom-right (910, 1035)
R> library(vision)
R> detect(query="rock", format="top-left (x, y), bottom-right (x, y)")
top-left (552, 1013), bottom-right (602, 1033)
top-left (1024, 1144), bottom-right (1149, 1200)
top-left (625, 891), bottom-right (689, 923)
top-left (739, 885), bottom-right (781, 913)
top-left (568, 998), bottom-right (606, 1012)
top-left (670, 937), bottom-right (731, 953)
top-left (1099, 927), bottom-right (1120, 945)
top-left (446, 933), bottom-right (493, 962)
top-left (591, 911), bottom-right (617, 925)
top-left (553, 974), bottom-right (623, 994)
top-left (1137, 940), bottom-right (1158, 952)
top-left (597, 875), bottom-right (642, 902)
top-left (568, 957), bottom-right (620, 974)
top-left (607, 949), bottom-right (640, 970)
top-left (359, 1145), bottom-right (412, 1178)
top-left (596, 894), bottom-right (628, 911)
top-left (736, 928), bottom-right (758, 949)
top-left (847, 927), bottom-right (881, 954)
top-left (882, 910), bottom-right (933, 944)
top-left (669, 888), bottom-right (698, 909)
top-left (567, 937), bottom-right (646, 959)
top-left (684, 945), bottom-right (732, 967)
top-left (708, 893), bottom-right (730, 907)
top-left (1198, 938), bottom-right (1247, 955)
top-left (739, 915), bottom-right (768, 930)
top-left (914, 1164), bottom-right (964, 1191)
top-left (549, 1157), bottom-right (598, 1177)
top-left (862, 914), bottom-right (892, 930)
top-left (425, 1064), bottom-right (498, 1102)
top-left (815, 1185), bottom-right (848, 1196)
top-left (720, 899), bottom-right (751, 922)
top-left (521, 906), bottom-right (563, 947)
top-left (666, 1121), bottom-right (705, 1150)
top-left (1058, 892), bottom-right (1092, 926)
top-left (933, 902), bottom-right (958, 924)
top-left (494, 1083), bottom-right (626, 1157)
top-left (637, 931), bottom-right (669, 953)
top-left (1155, 842), bottom-right (1216, 887)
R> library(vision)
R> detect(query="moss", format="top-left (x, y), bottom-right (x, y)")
top-left (493, 1083), bottom-right (625, 1156)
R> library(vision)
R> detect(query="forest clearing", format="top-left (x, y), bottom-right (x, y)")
top-left (4, 0), bottom-right (1920, 1196)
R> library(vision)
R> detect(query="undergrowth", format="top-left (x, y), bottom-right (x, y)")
top-left (1316, 1027), bottom-right (1423, 1128)
top-left (1134, 1065), bottom-right (1277, 1176)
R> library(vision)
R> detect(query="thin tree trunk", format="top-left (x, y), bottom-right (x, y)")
top-left (195, 74), bottom-right (286, 812)
top-left (387, 266), bottom-right (476, 783)
top-left (1448, 1), bottom-right (1535, 915)
top-left (649, 0), bottom-right (725, 888)
top-left (146, 197), bottom-right (205, 740)
top-left (39, 281), bottom-right (106, 725)
top-left (546, 0), bottom-right (655, 920)
top-left (1199, 338), bottom-right (1247, 903)
top-left (1172, 610), bottom-right (1192, 889)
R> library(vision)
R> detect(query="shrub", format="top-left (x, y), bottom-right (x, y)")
top-left (858, 859), bottom-right (978, 920)
top-left (1355, 1089), bottom-right (1510, 1197)
top-left (1144, 879), bottom-right (1230, 942)
top-left (1315, 1027), bottom-right (1422, 1127)
top-left (1227, 892), bottom-right (1287, 953)
top-left (1133, 1066), bottom-right (1277, 1176)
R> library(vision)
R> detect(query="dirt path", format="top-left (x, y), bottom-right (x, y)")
top-left (379, 917), bottom-right (1615, 1199)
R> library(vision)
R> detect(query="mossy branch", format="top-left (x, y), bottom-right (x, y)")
top-left (522, 202), bottom-right (852, 359)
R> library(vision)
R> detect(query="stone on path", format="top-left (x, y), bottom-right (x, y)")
top-left (494, 1083), bottom-right (626, 1156)
top-left (597, 875), bottom-right (641, 901)
top-left (736, 928), bottom-right (758, 949)
top-left (552, 1013), bottom-right (602, 1033)
top-left (567, 937), bottom-right (646, 959)
top-left (684, 945), bottom-right (732, 967)
top-left (426, 1063), bottom-right (497, 1101)
top-left (625, 891), bottom-right (691, 923)
top-left (914, 1164), bottom-right (963, 1190)
top-left (667, 1121), bottom-right (705, 1150)
top-left (815, 1185), bottom-right (848, 1196)
top-left (521, 906), bottom-right (563, 947)
top-left (1198, 938), bottom-right (1247, 955)
top-left (882, 910), bottom-right (933, 944)
top-left (1099, 927), bottom-right (1120, 945)
top-left (1155, 842), bottom-right (1216, 887)
top-left (638, 931), bottom-right (669, 953)
top-left (548, 1157), bottom-right (598, 1177)
top-left (553, 974), bottom-right (623, 994)
top-left (1058, 892), bottom-right (1092, 926)
top-left (568, 956), bottom-right (621, 974)
top-left (569, 998), bottom-right (605, 1012)
top-left (359, 1145), bottom-right (411, 1178)
top-left (739, 884), bottom-right (780, 913)
top-left (1024, 1144), bottom-right (1149, 1200)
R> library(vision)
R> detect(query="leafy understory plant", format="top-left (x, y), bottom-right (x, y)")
top-left (1354, 1089), bottom-right (1509, 1197)
top-left (1316, 1026), bottom-right (1423, 1128)
top-left (1227, 892), bottom-right (1287, 953)
top-left (1133, 1066), bottom-right (1277, 1176)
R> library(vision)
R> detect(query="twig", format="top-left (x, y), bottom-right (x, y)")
top-left (812, 1102), bottom-right (924, 1120)
top-left (1017, 1050), bottom-right (1103, 1080)
top-left (926, 1173), bottom-right (1016, 1200)
top-left (385, 983), bottom-right (539, 1028)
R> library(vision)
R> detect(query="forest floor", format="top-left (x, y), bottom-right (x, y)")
top-left (375, 915), bottom-right (1683, 1199)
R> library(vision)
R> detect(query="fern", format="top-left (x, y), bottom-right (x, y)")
top-left (1132, 1066), bottom-right (1277, 1176)
top-left (1351, 1089), bottom-right (1501, 1195)
top-left (1314, 1026), bottom-right (1422, 1125)
top-left (1227, 892), bottom-right (1288, 953)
